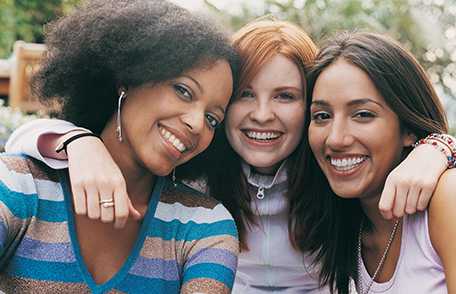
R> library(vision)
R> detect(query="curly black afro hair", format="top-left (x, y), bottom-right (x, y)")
top-left (34, 0), bottom-right (239, 134)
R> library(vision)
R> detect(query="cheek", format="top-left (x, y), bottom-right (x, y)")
top-left (370, 119), bottom-right (402, 153)
top-left (373, 133), bottom-right (403, 162)
top-left (283, 106), bottom-right (306, 137)
top-left (225, 103), bottom-right (246, 139)
top-left (195, 130), bottom-right (215, 155)
top-left (308, 125), bottom-right (326, 155)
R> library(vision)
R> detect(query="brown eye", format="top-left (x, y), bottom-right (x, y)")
top-left (353, 110), bottom-right (376, 119)
top-left (239, 89), bottom-right (254, 99)
top-left (173, 84), bottom-right (192, 101)
top-left (205, 113), bottom-right (220, 129)
top-left (311, 111), bottom-right (331, 122)
top-left (276, 92), bottom-right (295, 100)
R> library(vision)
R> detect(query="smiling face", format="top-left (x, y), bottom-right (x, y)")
top-left (112, 60), bottom-right (233, 176)
top-left (225, 54), bottom-right (305, 174)
top-left (308, 58), bottom-right (415, 199)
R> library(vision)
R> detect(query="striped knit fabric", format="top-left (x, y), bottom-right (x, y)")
top-left (0, 154), bottom-right (238, 294)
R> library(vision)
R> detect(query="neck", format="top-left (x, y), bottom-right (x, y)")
top-left (251, 160), bottom-right (285, 176)
top-left (101, 120), bottom-right (155, 206)
top-left (359, 194), bottom-right (396, 234)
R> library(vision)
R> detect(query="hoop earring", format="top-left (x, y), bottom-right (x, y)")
top-left (116, 90), bottom-right (127, 142)
top-left (172, 168), bottom-right (177, 187)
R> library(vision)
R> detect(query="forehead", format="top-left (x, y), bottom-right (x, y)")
top-left (181, 60), bottom-right (233, 107)
top-left (250, 54), bottom-right (303, 88)
top-left (184, 60), bottom-right (233, 95)
top-left (184, 60), bottom-right (232, 81)
top-left (312, 58), bottom-right (383, 105)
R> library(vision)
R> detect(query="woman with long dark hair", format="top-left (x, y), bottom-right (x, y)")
top-left (303, 32), bottom-right (454, 293)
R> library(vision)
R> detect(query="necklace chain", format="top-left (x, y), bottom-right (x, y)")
top-left (357, 219), bottom-right (400, 294)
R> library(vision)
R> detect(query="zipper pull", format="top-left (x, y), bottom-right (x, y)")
top-left (256, 186), bottom-right (265, 200)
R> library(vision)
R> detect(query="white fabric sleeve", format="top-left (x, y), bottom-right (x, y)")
top-left (5, 118), bottom-right (91, 169)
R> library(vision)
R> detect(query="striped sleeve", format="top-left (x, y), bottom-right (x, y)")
top-left (181, 203), bottom-right (239, 294)
top-left (0, 156), bottom-right (36, 263)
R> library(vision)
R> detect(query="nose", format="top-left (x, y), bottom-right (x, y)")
top-left (181, 107), bottom-right (205, 135)
top-left (248, 98), bottom-right (275, 123)
top-left (325, 117), bottom-right (354, 150)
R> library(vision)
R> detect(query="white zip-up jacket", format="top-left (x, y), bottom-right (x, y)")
top-left (232, 162), bottom-right (329, 293)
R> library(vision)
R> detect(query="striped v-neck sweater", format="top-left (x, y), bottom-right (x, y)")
top-left (0, 154), bottom-right (238, 293)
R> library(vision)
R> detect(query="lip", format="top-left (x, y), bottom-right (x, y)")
top-left (240, 128), bottom-right (284, 147)
top-left (325, 154), bottom-right (368, 178)
top-left (158, 123), bottom-right (195, 159)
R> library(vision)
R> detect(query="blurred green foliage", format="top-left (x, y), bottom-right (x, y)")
top-left (0, 0), bottom-right (80, 58)
top-left (0, 0), bottom-right (454, 123)
top-left (450, 127), bottom-right (456, 136)
top-left (204, 0), bottom-right (456, 101)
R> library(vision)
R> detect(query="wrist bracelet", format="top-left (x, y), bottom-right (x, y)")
top-left (414, 133), bottom-right (456, 168)
top-left (55, 132), bottom-right (102, 154)
top-left (426, 133), bottom-right (456, 154)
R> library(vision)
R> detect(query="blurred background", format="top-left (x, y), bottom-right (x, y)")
top-left (0, 0), bottom-right (455, 147)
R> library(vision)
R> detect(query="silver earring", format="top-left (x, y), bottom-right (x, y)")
top-left (172, 168), bottom-right (177, 187)
top-left (116, 90), bottom-right (127, 142)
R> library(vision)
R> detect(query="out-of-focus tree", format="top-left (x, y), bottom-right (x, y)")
top-left (416, 0), bottom-right (456, 124)
top-left (0, 0), bottom-right (80, 58)
top-left (204, 0), bottom-right (456, 125)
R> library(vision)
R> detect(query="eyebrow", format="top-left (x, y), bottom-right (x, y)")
top-left (274, 86), bottom-right (302, 92)
top-left (244, 85), bottom-right (303, 92)
top-left (182, 74), bottom-right (203, 94)
top-left (216, 106), bottom-right (226, 115)
top-left (311, 98), bottom-right (385, 108)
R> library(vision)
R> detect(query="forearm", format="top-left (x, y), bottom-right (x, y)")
top-left (5, 119), bottom-right (90, 169)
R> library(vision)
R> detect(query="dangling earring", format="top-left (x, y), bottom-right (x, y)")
top-left (116, 90), bottom-right (127, 142)
top-left (172, 168), bottom-right (177, 187)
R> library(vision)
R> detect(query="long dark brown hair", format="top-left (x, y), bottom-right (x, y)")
top-left (289, 31), bottom-right (448, 294)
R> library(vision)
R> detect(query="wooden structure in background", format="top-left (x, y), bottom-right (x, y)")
top-left (8, 41), bottom-right (46, 112)
top-left (0, 59), bottom-right (11, 96)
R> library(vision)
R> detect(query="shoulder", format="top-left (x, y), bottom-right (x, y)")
top-left (430, 169), bottom-right (456, 211)
top-left (157, 180), bottom-right (237, 237)
top-left (181, 177), bottom-right (209, 195)
top-left (428, 169), bottom-right (456, 255)
top-left (0, 153), bottom-right (58, 182)
top-left (0, 154), bottom-right (58, 222)
top-left (161, 180), bottom-right (224, 212)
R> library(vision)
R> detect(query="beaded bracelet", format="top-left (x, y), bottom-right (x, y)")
top-left (427, 133), bottom-right (456, 153)
top-left (414, 133), bottom-right (456, 168)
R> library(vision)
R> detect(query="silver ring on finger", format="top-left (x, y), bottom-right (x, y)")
top-left (100, 198), bottom-right (115, 208)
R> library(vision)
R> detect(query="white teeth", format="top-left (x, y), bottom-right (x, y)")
top-left (330, 156), bottom-right (366, 171)
top-left (159, 127), bottom-right (187, 153)
top-left (245, 131), bottom-right (281, 140)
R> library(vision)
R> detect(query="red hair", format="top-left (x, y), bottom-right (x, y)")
top-left (232, 19), bottom-right (317, 97)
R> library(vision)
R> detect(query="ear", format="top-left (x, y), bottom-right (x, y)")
top-left (402, 130), bottom-right (417, 147)
top-left (118, 87), bottom-right (127, 97)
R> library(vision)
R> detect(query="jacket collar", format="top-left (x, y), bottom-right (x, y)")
top-left (241, 160), bottom-right (288, 189)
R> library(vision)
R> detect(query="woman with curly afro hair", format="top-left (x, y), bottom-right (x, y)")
top-left (0, 0), bottom-right (239, 293)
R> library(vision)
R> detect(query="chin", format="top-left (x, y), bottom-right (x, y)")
top-left (329, 184), bottom-right (364, 199)
top-left (146, 162), bottom-right (174, 176)
top-left (246, 159), bottom-right (281, 172)
top-left (245, 154), bottom-right (282, 168)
